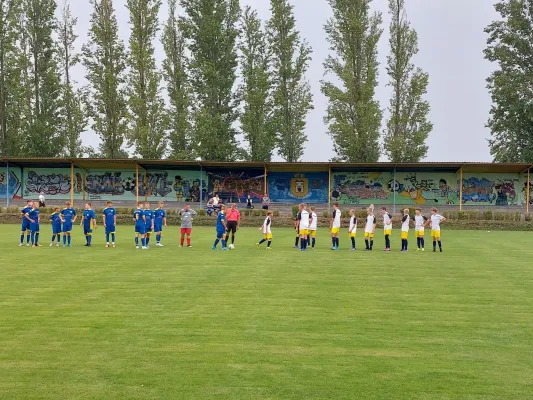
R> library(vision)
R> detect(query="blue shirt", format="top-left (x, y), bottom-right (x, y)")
top-left (144, 209), bottom-right (154, 226)
top-left (83, 210), bottom-right (97, 227)
top-left (50, 212), bottom-right (62, 227)
top-left (216, 212), bottom-right (226, 231)
top-left (61, 208), bottom-right (77, 223)
top-left (26, 208), bottom-right (40, 224)
top-left (133, 209), bottom-right (145, 225)
top-left (154, 208), bottom-right (166, 222)
top-left (21, 206), bottom-right (32, 222)
top-left (103, 207), bottom-right (116, 226)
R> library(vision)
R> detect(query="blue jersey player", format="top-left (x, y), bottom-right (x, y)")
top-left (103, 201), bottom-right (117, 248)
top-left (80, 203), bottom-right (97, 247)
top-left (154, 201), bottom-right (167, 247)
top-left (133, 202), bottom-right (147, 249)
top-left (61, 201), bottom-right (77, 247)
top-left (49, 207), bottom-right (62, 247)
top-left (213, 205), bottom-right (228, 250)
top-left (25, 201), bottom-right (41, 247)
top-left (19, 200), bottom-right (33, 246)
top-left (143, 202), bottom-right (155, 247)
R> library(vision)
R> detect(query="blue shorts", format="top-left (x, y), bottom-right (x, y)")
top-left (21, 220), bottom-right (30, 232)
top-left (105, 225), bottom-right (116, 234)
top-left (135, 224), bottom-right (146, 235)
top-left (216, 229), bottom-right (226, 238)
top-left (145, 226), bottom-right (153, 233)
top-left (154, 223), bottom-right (162, 233)
top-left (84, 227), bottom-right (92, 235)
top-left (52, 225), bottom-right (62, 235)
top-left (30, 223), bottom-right (40, 233)
top-left (63, 222), bottom-right (73, 233)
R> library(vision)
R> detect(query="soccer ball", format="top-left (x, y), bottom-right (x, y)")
top-left (228, 244), bottom-right (235, 250)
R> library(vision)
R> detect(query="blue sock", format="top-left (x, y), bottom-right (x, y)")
top-left (332, 237), bottom-right (335, 247)
top-left (57, 235), bottom-right (61, 242)
top-left (405, 239), bottom-right (408, 250)
top-left (312, 237), bottom-right (315, 248)
top-left (63, 235), bottom-right (66, 245)
top-left (141, 238), bottom-right (146, 247)
top-left (30, 231), bottom-right (35, 244)
top-left (336, 238), bottom-right (339, 248)
top-left (111, 233), bottom-right (115, 243)
top-left (259, 239), bottom-right (266, 244)
top-left (106, 233), bottom-right (110, 243)
top-left (135, 237), bottom-right (139, 246)
top-left (26, 234), bottom-right (30, 243)
top-left (301, 239), bottom-right (304, 250)
top-left (68, 236), bottom-right (71, 245)
top-left (214, 239), bottom-right (220, 247)
top-left (156, 234), bottom-right (161, 243)
top-left (146, 236), bottom-right (150, 245)
top-left (51, 235), bottom-right (55, 242)
top-left (35, 233), bottom-right (39, 245)
top-left (88, 235), bottom-right (92, 245)
top-left (351, 237), bottom-right (356, 248)
top-left (421, 238), bottom-right (425, 248)
top-left (20, 234), bottom-right (24, 244)
top-left (222, 239), bottom-right (226, 248)
top-left (86, 235), bottom-right (89, 245)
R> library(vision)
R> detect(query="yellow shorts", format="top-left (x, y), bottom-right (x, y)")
top-left (264, 233), bottom-right (273, 240)
top-left (349, 232), bottom-right (356, 238)
top-left (384, 229), bottom-right (392, 236)
top-left (401, 231), bottom-right (408, 239)
top-left (432, 230), bottom-right (441, 239)
top-left (299, 229), bottom-right (309, 236)
top-left (309, 230), bottom-right (317, 237)
top-left (331, 228), bottom-right (340, 235)
top-left (416, 230), bottom-right (425, 238)
top-left (364, 232), bottom-right (374, 239)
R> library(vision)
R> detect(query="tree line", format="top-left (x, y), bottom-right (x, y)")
top-left (0, 0), bottom-right (433, 162)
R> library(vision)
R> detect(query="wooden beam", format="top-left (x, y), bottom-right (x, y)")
top-left (328, 163), bottom-right (331, 205)
top-left (459, 166), bottom-right (463, 211)
top-left (527, 168), bottom-right (531, 214)
top-left (135, 163), bottom-right (139, 204)
top-left (70, 162), bottom-right (75, 205)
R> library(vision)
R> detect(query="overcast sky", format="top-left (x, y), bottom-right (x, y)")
top-left (70, 0), bottom-right (499, 162)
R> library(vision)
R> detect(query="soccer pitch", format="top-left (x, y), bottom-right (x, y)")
top-left (1, 226), bottom-right (532, 400)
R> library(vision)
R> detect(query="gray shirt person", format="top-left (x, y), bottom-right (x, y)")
top-left (179, 209), bottom-right (197, 228)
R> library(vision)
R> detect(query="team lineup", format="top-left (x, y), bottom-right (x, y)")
top-left (17, 199), bottom-right (446, 252)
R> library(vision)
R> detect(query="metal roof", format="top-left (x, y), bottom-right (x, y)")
top-left (0, 158), bottom-right (531, 174)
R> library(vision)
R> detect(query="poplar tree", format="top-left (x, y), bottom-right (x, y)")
top-left (383, 0), bottom-right (431, 162)
top-left (162, 0), bottom-right (192, 159)
top-left (267, 0), bottom-right (313, 162)
top-left (180, 0), bottom-right (241, 161)
top-left (82, 0), bottom-right (128, 159)
top-left (126, 0), bottom-right (167, 159)
top-left (322, 0), bottom-right (382, 162)
top-left (58, 1), bottom-right (86, 157)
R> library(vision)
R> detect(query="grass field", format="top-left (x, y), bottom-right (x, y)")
top-left (1, 225), bottom-right (532, 400)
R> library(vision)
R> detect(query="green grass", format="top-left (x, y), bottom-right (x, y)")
top-left (1, 225), bottom-right (532, 400)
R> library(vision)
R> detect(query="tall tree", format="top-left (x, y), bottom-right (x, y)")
top-left (180, 0), bottom-right (241, 161)
top-left (239, 6), bottom-right (275, 161)
top-left (126, 0), bottom-right (167, 159)
top-left (321, 0), bottom-right (382, 162)
top-left (58, 1), bottom-right (86, 157)
top-left (162, 0), bottom-right (191, 160)
top-left (267, 0), bottom-right (313, 162)
top-left (485, 0), bottom-right (533, 162)
top-left (0, 0), bottom-right (22, 156)
top-left (383, 0), bottom-right (431, 162)
top-left (82, 0), bottom-right (128, 159)
top-left (23, 0), bottom-right (64, 157)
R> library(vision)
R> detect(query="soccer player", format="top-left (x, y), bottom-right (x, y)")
top-left (19, 199), bottom-right (33, 246)
top-left (212, 205), bottom-right (228, 250)
top-left (427, 207), bottom-right (447, 252)
top-left (25, 201), bottom-right (41, 247)
top-left (144, 202), bottom-right (154, 248)
top-left (299, 204), bottom-right (310, 251)
top-left (294, 207), bottom-right (302, 248)
top-left (178, 203), bottom-right (196, 248)
top-left (226, 203), bottom-right (240, 246)
top-left (401, 208), bottom-right (410, 252)
top-left (381, 207), bottom-right (392, 252)
top-left (49, 207), bottom-right (62, 247)
top-left (413, 208), bottom-right (428, 251)
top-left (348, 209), bottom-right (357, 251)
top-left (256, 210), bottom-right (273, 249)
top-left (133, 202), bottom-right (147, 249)
top-left (154, 201), bottom-right (167, 247)
top-left (309, 206), bottom-right (318, 249)
top-left (80, 203), bottom-right (97, 247)
top-left (61, 201), bottom-right (77, 247)
top-left (364, 205), bottom-right (376, 251)
top-left (330, 202), bottom-right (341, 250)
top-left (103, 201), bottom-right (117, 248)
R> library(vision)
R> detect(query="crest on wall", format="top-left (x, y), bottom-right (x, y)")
top-left (291, 177), bottom-right (308, 198)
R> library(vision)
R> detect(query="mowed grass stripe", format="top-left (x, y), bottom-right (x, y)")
top-left (0, 226), bottom-right (532, 399)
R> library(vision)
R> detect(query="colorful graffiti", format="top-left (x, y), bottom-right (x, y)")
top-left (0, 170), bottom-right (22, 200)
top-left (394, 173), bottom-right (458, 205)
top-left (24, 170), bottom-right (83, 196)
top-left (268, 172), bottom-right (328, 203)
top-left (461, 175), bottom-right (519, 206)
top-left (331, 172), bottom-right (391, 204)
top-left (208, 170), bottom-right (265, 203)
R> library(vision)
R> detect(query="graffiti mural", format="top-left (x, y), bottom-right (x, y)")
top-left (0, 169), bottom-right (22, 200)
top-left (24, 169), bottom-right (83, 198)
top-left (393, 172), bottom-right (459, 205)
top-left (208, 170), bottom-right (265, 203)
top-left (268, 172), bottom-right (328, 203)
top-left (331, 172), bottom-right (392, 204)
top-left (461, 175), bottom-right (520, 206)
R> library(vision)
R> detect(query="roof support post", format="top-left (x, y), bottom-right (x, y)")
top-left (527, 168), bottom-right (530, 214)
top-left (200, 164), bottom-right (203, 205)
top-left (459, 166), bottom-right (463, 212)
top-left (70, 162), bottom-right (75, 205)
top-left (136, 163), bottom-right (139, 204)
top-left (6, 161), bottom-right (10, 208)
top-left (328, 164), bottom-right (331, 208)
top-left (393, 165), bottom-right (397, 214)
top-left (263, 164), bottom-right (268, 197)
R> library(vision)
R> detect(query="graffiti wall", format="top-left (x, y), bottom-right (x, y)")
top-left (0, 168), bottom-right (22, 200)
top-left (207, 169), bottom-right (265, 203)
top-left (395, 172), bottom-right (458, 205)
top-left (268, 172), bottom-right (328, 203)
top-left (23, 169), bottom-right (83, 199)
top-left (331, 172), bottom-right (392, 204)
top-left (461, 174), bottom-right (520, 206)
